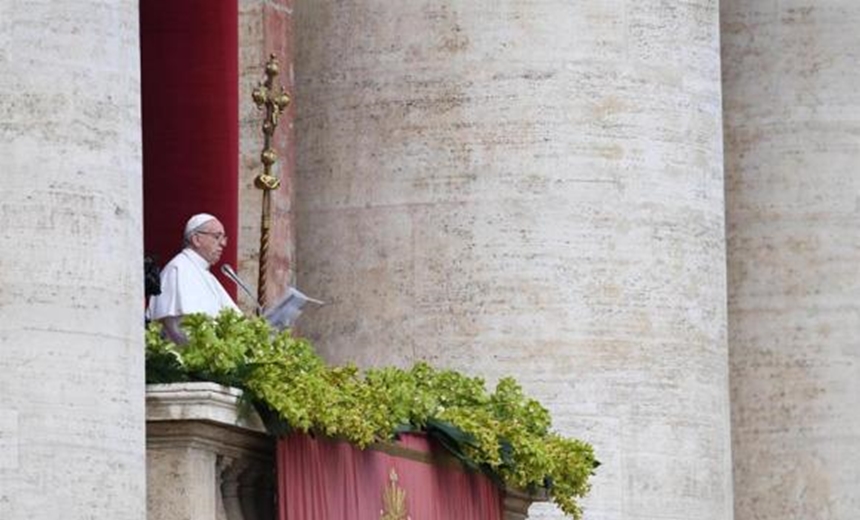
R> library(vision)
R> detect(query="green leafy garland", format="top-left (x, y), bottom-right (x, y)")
top-left (145, 310), bottom-right (598, 518)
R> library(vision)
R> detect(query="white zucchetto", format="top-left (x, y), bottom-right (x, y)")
top-left (183, 213), bottom-right (217, 239)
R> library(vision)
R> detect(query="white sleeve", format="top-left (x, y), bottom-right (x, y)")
top-left (147, 264), bottom-right (182, 320)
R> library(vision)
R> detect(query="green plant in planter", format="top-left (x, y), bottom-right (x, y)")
top-left (145, 310), bottom-right (599, 519)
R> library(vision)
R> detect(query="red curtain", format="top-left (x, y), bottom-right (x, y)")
top-left (140, 0), bottom-right (239, 295)
top-left (277, 434), bottom-right (502, 520)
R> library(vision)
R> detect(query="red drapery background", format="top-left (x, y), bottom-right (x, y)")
top-left (278, 434), bottom-right (503, 520)
top-left (140, 0), bottom-right (239, 295)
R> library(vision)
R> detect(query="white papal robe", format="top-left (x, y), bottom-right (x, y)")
top-left (147, 248), bottom-right (239, 321)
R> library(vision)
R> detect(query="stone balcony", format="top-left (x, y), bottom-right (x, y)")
top-left (146, 383), bottom-right (274, 520)
top-left (145, 382), bottom-right (544, 520)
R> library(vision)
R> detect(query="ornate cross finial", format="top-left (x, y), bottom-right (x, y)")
top-left (252, 54), bottom-right (291, 310)
top-left (252, 54), bottom-right (291, 192)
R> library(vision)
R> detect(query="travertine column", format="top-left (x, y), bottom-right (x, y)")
top-left (295, 2), bottom-right (731, 520)
top-left (722, 3), bottom-right (860, 519)
top-left (0, 2), bottom-right (144, 519)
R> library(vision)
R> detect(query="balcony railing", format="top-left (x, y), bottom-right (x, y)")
top-left (146, 382), bottom-right (544, 520)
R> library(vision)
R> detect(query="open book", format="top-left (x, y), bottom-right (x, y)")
top-left (264, 287), bottom-right (325, 330)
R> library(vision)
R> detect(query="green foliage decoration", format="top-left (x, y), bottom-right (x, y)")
top-left (145, 310), bottom-right (599, 518)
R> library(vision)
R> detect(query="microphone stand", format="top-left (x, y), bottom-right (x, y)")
top-left (221, 264), bottom-right (264, 316)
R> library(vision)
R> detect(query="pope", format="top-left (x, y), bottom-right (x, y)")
top-left (147, 213), bottom-right (240, 343)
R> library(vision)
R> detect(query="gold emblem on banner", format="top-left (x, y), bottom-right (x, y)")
top-left (380, 469), bottom-right (411, 520)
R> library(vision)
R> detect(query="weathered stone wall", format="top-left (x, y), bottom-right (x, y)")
top-left (238, 0), bottom-right (296, 310)
top-left (0, 1), bottom-right (145, 520)
top-left (293, 2), bottom-right (731, 519)
top-left (722, 3), bottom-right (860, 519)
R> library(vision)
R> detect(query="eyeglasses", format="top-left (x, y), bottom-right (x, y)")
top-left (196, 231), bottom-right (228, 242)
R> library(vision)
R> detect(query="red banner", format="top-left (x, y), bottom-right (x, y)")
top-left (140, 0), bottom-right (239, 296)
top-left (278, 433), bottom-right (502, 520)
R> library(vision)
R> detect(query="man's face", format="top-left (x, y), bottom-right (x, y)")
top-left (190, 219), bottom-right (227, 265)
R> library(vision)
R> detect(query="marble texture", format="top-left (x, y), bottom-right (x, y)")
top-left (722, 2), bottom-right (860, 519)
top-left (293, 1), bottom-right (732, 519)
top-left (0, 1), bottom-right (145, 519)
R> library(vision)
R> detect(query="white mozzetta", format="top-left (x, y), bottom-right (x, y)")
top-left (722, 2), bottom-right (860, 519)
top-left (0, 1), bottom-right (144, 519)
top-left (293, 2), bottom-right (732, 519)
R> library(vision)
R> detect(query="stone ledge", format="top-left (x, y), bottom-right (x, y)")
top-left (503, 487), bottom-right (549, 520)
top-left (146, 382), bottom-right (267, 433)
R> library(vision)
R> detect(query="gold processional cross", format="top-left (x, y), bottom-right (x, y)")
top-left (252, 54), bottom-right (291, 310)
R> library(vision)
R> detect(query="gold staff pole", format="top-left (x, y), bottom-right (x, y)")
top-left (252, 54), bottom-right (291, 311)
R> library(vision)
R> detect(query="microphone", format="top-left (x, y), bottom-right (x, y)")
top-left (220, 264), bottom-right (262, 313)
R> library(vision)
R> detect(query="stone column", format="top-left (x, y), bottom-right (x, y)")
top-left (294, 2), bottom-right (731, 520)
top-left (0, 1), bottom-right (144, 520)
top-left (722, 3), bottom-right (860, 519)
